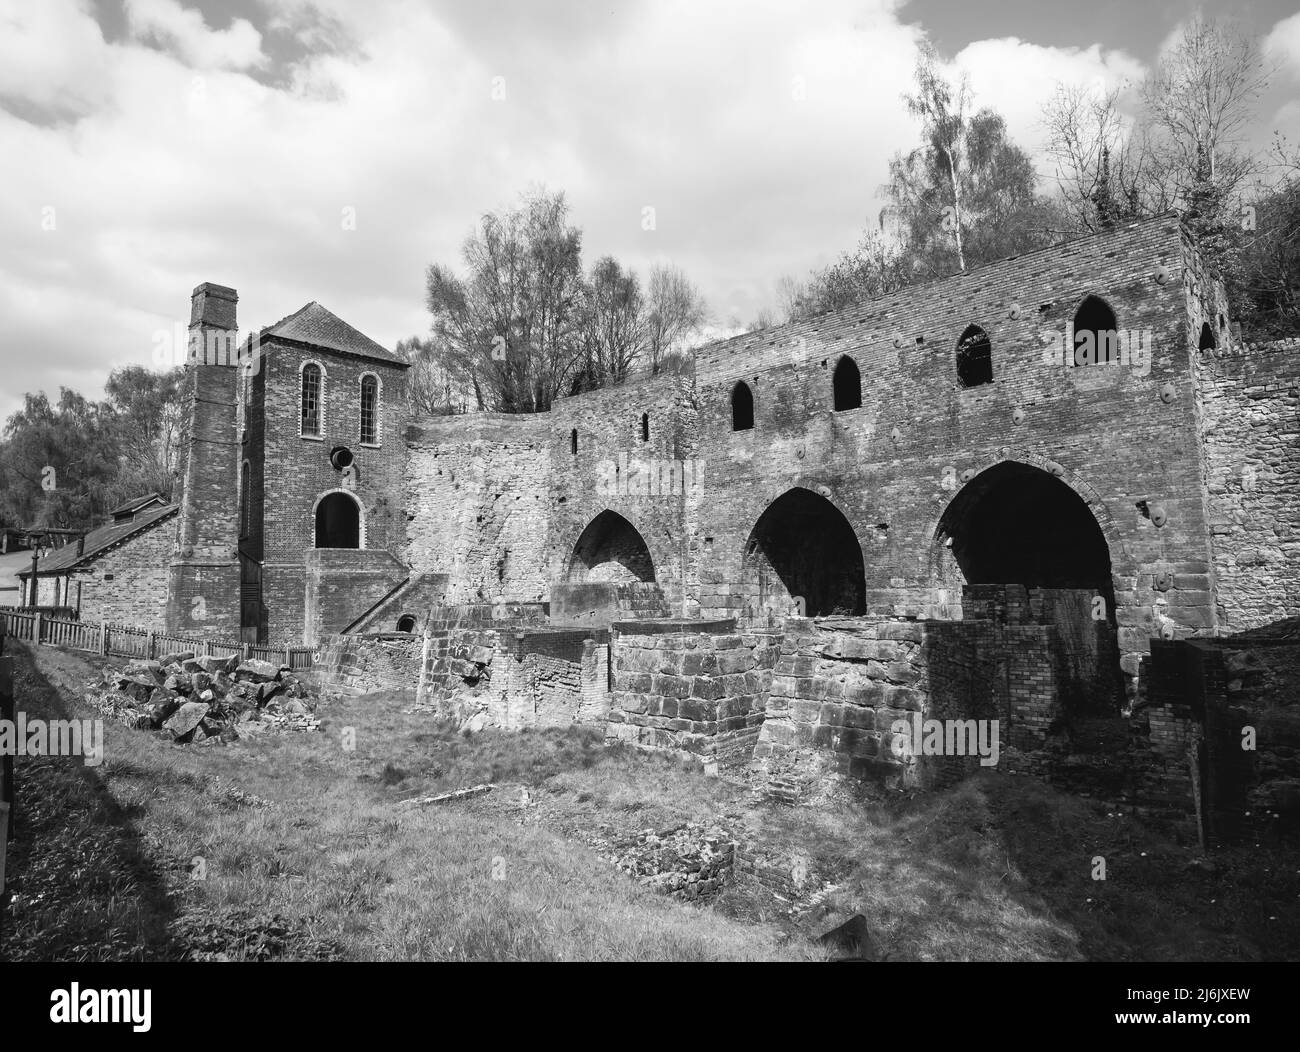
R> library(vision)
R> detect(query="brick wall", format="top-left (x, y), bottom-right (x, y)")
top-left (167, 361), bottom-right (241, 635)
top-left (78, 515), bottom-right (178, 630)
top-left (304, 548), bottom-right (409, 645)
top-left (254, 342), bottom-right (408, 642)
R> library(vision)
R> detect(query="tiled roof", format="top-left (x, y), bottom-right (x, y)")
top-left (19, 504), bottom-right (178, 577)
top-left (260, 302), bottom-right (408, 367)
top-left (107, 492), bottom-right (166, 518)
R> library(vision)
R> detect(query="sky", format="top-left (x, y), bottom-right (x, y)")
top-left (1, 0), bottom-right (1298, 423)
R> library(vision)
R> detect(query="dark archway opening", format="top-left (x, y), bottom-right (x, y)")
top-left (731, 381), bottom-right (754, 431)
top-left (570, 428), bottom-right (578, 454)
top-left (1072, 294), bottom-right (1120, 366)
top-left (936, 462), bottom-right (1124, 714)
top-left (1199, 321), bottom-right (1217, 350)
top-left (396, 614), bottom-right (417, 633)
top-left (832, 356), bottom-right (861, 411)
top-left (745, 488), bottom-right (865, 616)
top-left (640, 413), bottom-right (650, 442)
top-left (315, 493), bottom-right (360, 549)
top-left (956, 324), bottom-right (993, 387)
top-left (568, 510), bottom-right (655, 584)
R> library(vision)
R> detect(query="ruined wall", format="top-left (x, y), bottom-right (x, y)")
top-left (752, 617), bottom-right (928, 794)
top-left (1194, 337), bottom-right (1300, 633)
top-left (404, 414), bottom-right (550, 604)
top-left (1148, 636), bottom-right (1300, 843)
top-left (313, 632), bottom-right (424, 694)
top-left (686, 215), bottom-right (1218, 691)
top-left (607, 623), bottom-right (779, 767)
top-left (548, 371), bottom-right (700, 614)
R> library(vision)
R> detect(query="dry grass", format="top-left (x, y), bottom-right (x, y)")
top-left (3, 639), bottom-right (1296, 962)
top-left (0, 642), bottom-right (814, 961)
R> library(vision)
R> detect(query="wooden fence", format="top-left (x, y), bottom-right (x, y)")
top-left (1, 647), bottom-right (13, 907)
top-left (0, 610), bottom-right (314, 671)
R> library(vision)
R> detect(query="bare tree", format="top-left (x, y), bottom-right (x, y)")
top-left (1141, 17), bottom-right (1271, 200)
top-left (576, 256), bottom-right (647, 389)
top-left (425, 187), bottom-right (585, 413)
top-left (644, 264), bottom-right (708, 373)
top-left (1042, 83), bottom-right (1174, 231)
top-left (891, 41), bottom-right (972, 271)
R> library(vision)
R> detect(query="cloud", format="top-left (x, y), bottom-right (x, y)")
top-left (1265, 11), bottom-right (1300, 75)
top-left (0, 0), bottom-right (111, 118)
top-left (125, 0), bottom-right (265, 71)
top-left (0, 0), bottom-right (1191, 427)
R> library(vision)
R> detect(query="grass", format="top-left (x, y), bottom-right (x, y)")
top-left (2, 639), bottom-right (1297, 961)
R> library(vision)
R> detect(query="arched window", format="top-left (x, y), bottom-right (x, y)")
top-left (396, 614), bottom-right (417, 633)
top-left (731, 381), bottom-right (754, 431)
top-left (955, 325), bottom-right (993, 388)
top-left (640, 412), bottom-right (650, 442)
top-left (360, 374), bottom-right (379, 444)
top-left (1198, 321), bottom-right (1217, 350)
top-left (570, 428), bottom-right (578, 454)
top-left (1072, 296), bottom-right (1119, 367)
top-left (315, 492), bottom-right (361, 549)
top-left (832, 356), bottom-right (861, 411)
top-left (301, 363), bottom-right (323, 436)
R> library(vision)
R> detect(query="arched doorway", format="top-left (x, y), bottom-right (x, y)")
top-left (744, 488), bottom-right (865, 617)
top-left (315, 492), bottom-right (361, 549)
top-left (935, 461), bottom-right (1124, 714)
top-left (567, 510), bottom-right (655, 583)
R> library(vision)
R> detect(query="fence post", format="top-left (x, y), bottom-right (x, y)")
top-left (241, 643), bottom-right (250, 662)
top-left (99, 621), bottom-right (108, 656)
top-left (284, 645), bottom-right (291, 668)
top-left (146, 631), bottom-right (155, 660)
top-left (33, 612), bottom-right (43, 646)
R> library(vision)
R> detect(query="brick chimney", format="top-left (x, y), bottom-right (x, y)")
top-left (188, 283), bottom-right (238, 366)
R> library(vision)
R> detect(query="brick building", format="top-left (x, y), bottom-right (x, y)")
top-left (165, 283), bottom-right (410, 644)
top-left (18, 494), bottom-right (179, 628)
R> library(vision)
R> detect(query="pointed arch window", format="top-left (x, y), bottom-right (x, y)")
top-left (731, 381), bottom-right (754, 431)
top-left (832, 356), bottom-right (861, 411)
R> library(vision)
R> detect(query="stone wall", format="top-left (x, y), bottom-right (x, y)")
top-left (548, 371), bottom-right (700, 614)
top-left (1193, 337), bottom-right (1300, 633)
top-left (313, 632), bottom-right (423, 694)
top-left (752, 617), bottom-right (929, 795)
top-left (404, 413), bottom-right (551, 604)
top-left (606, 621), bottom-right (779, 767)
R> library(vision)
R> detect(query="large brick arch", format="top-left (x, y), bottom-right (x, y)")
top-left (737, 483), bottom-right (867, 618)
top-left (922, 451), bottom-right (1132, 613)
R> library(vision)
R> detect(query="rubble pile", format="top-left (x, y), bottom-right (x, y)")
top-left (609, 821), bottom-right (736, 901)
top-left (85, 652), bottom-right (321, 743)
